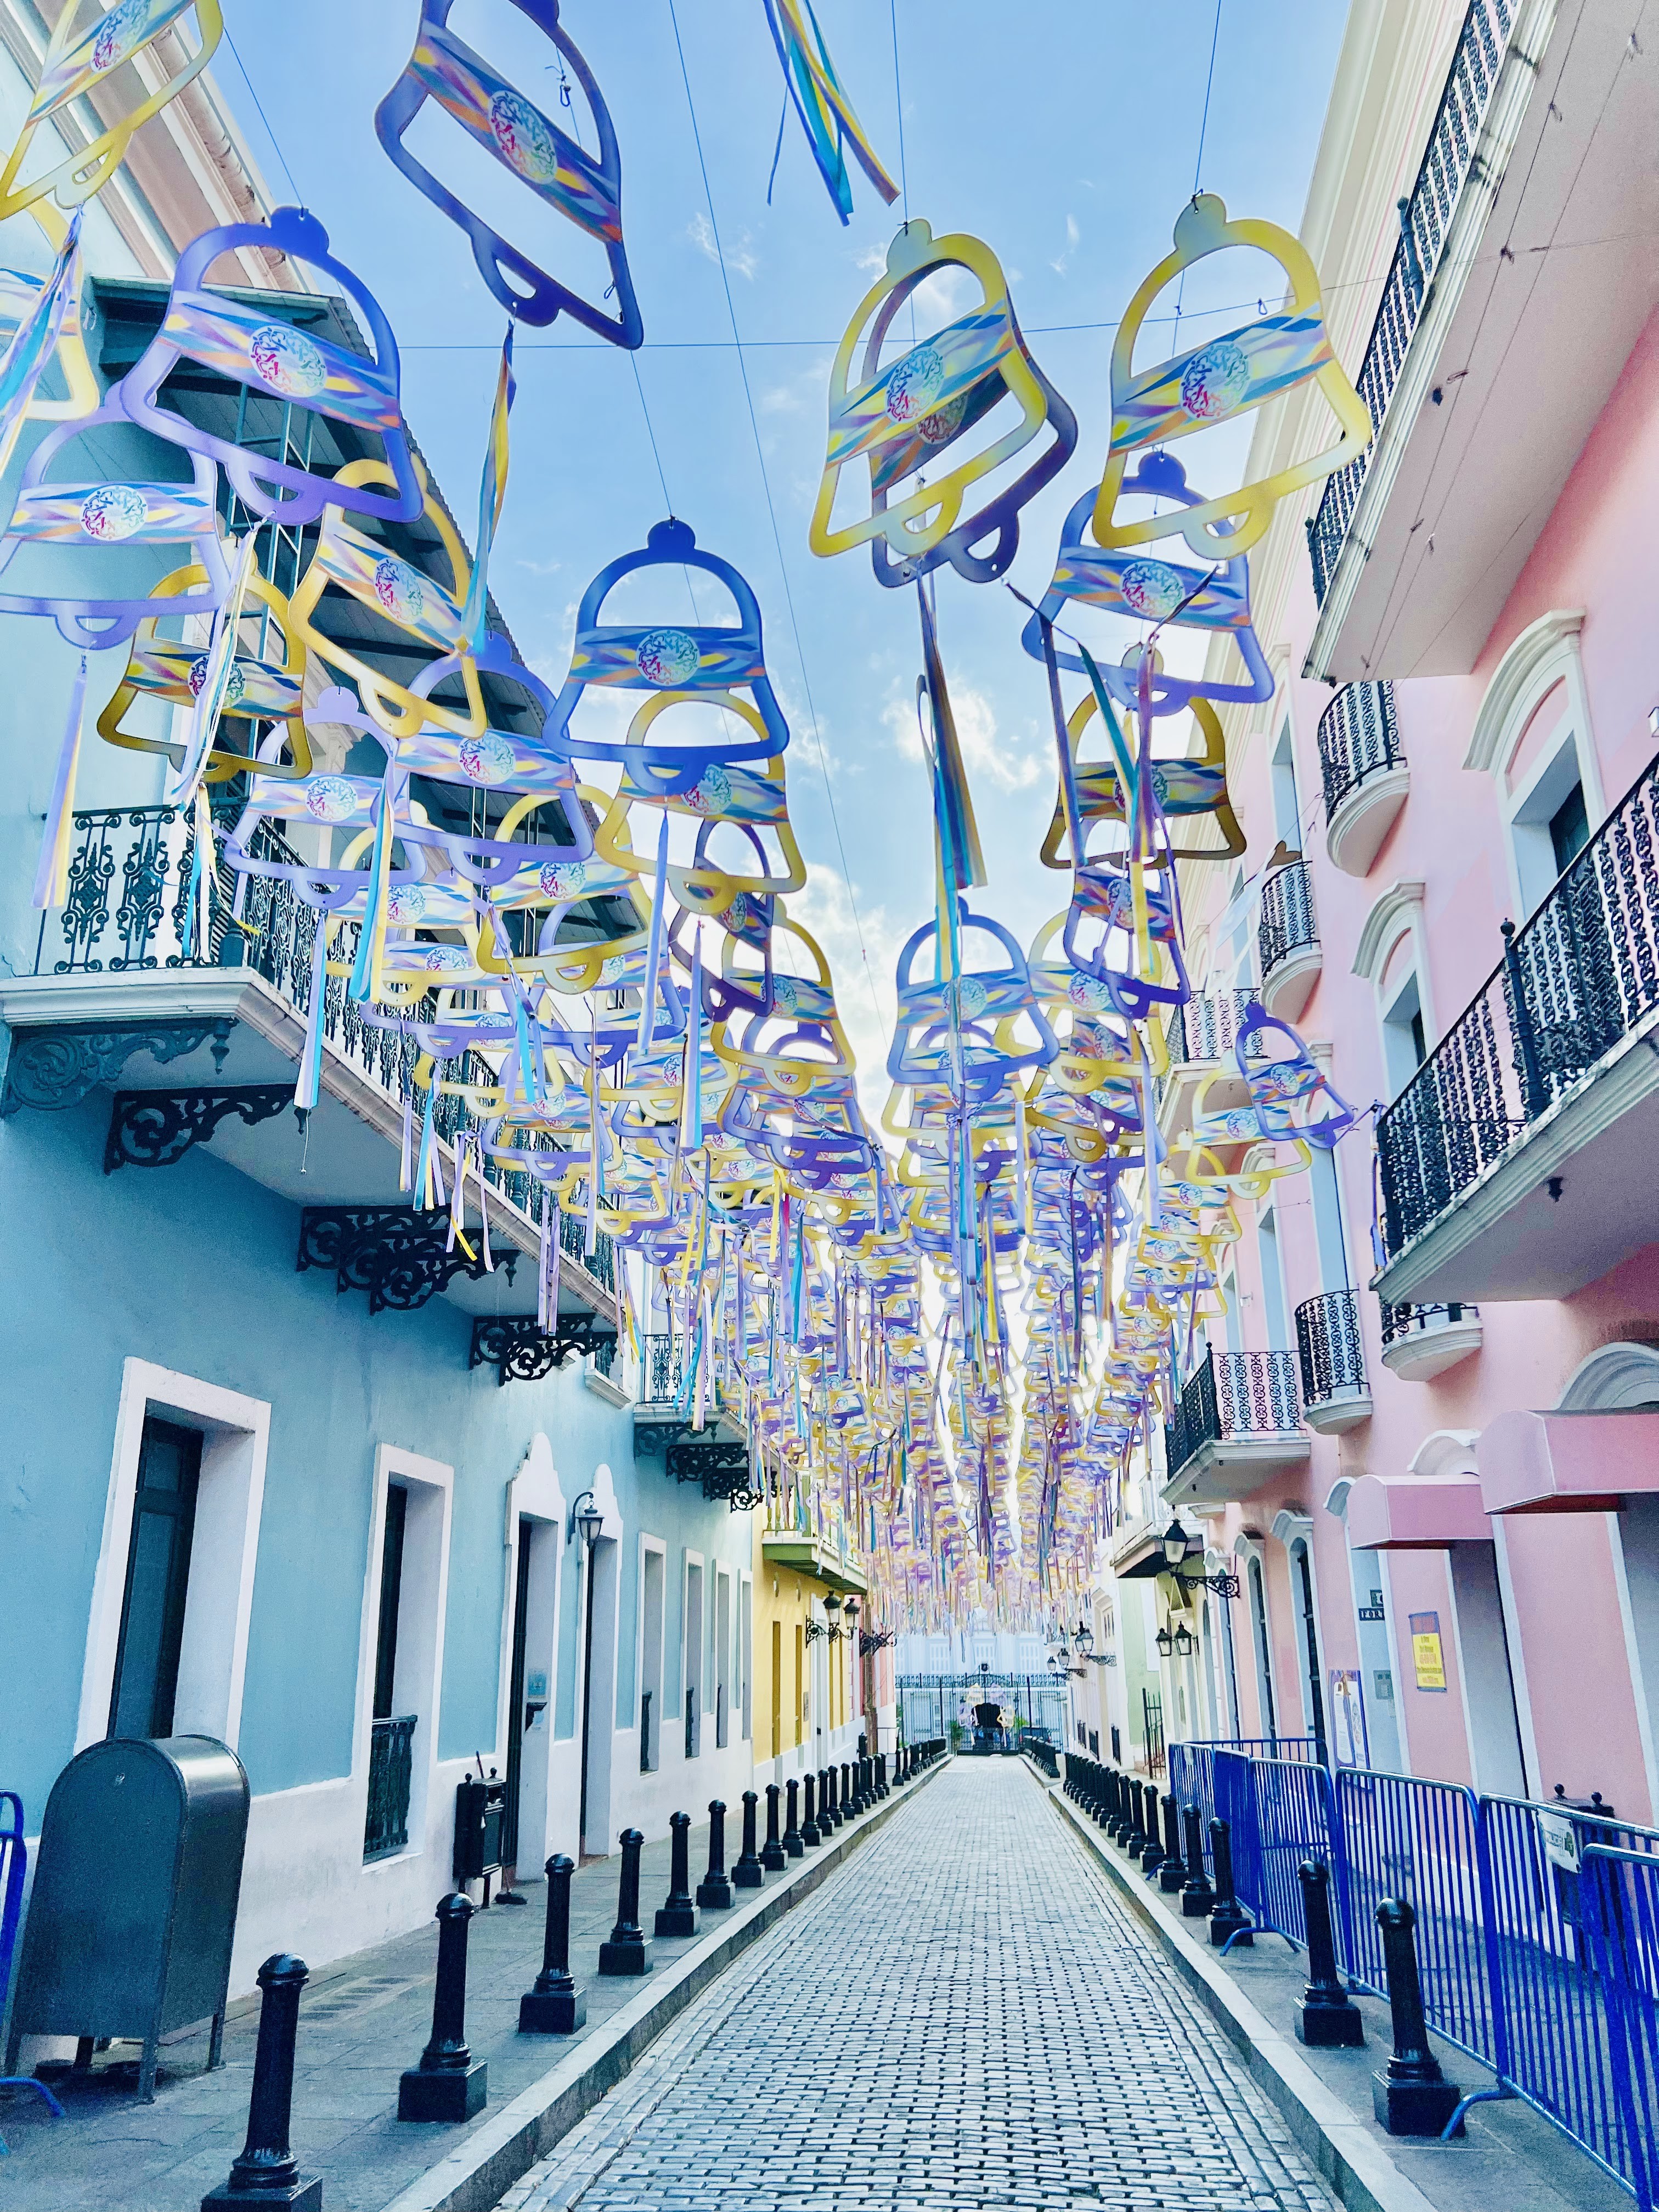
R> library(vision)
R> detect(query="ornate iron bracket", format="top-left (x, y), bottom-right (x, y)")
top-left (1178, 1568), bottom-right (1241, 1601)
top-left (104, 1084), bottom-right (294, 1172)
top-left (664, 1436), bottom-right (761, 1508)
top-left (859, 1628), bottom-right (897, 1656)
top-left (469, 1313), bottom-right (618, 1385)
top-left (1, 1018), bottom-right (236, 1118)
top-left (298, 1206), bottom-right (516, 1316)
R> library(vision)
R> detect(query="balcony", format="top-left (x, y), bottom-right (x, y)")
top-left (1374, 749), bottom-right (1659, 1302)
top-left (1163, 1349), bottom-right (1308, 1509)
top-left (1318, 684), bottom-right (1407, 877)
top-left (1256, 862), bottom-right (1321, 1023)
top-left (1157, 989), bottom-right (1264, 1139)
top-left (1293, 1291), bottom-right (1372, 1434)
top-left (1380, 1300), bottom-right (1484, 1381)
top-left (1306, 0), bottom-right (1659, 680)
top-left (632, 1333), bottom-right (759, 1508)
top-left (761, 1486), bottom-right (866, 1594)
top-left (1, 806), bottom-right (617, 1326)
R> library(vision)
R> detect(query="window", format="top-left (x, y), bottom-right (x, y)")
top-left (1381, 970), bottom-right (1427, 1101)
top-left (1249, 1556), bottom-right (1278, 1737)
top-left (740, 1579), bottom-right (752, 1743)
top-left (714, 1568), bottom-right (731, 1749)
top-left (1549, 780), bottom-right (1589, 876)
top-left (640, 1544), bottom-right (665, 1774)
top-left (1309, 1147), bottom-right (1351, 1291)
top-left (109, 1418), bottom-right (202, 1739)
top-left (1257, 1210), bottom-right (1290, 1349)
top-left (683, 1558), bottom-right (704, 1758)
top-left (771, 1620), bottom-right (783, 1759)
top-left (371, 1482), bottom-right (407, 1723)
top-left (793, 1622), bottom-right (803, 1747)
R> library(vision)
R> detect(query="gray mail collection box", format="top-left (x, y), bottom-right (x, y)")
top-left (3, 1735), bottom-right (249, 2100)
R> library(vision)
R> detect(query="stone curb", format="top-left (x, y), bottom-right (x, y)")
top-left (382, 1757), bottom-right (951, 2212)
top-left (1038, 1774), bottom-right (1440, 2212)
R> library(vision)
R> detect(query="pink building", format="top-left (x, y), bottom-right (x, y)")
top-left (1142, 0), bottom-right (1659, 1820)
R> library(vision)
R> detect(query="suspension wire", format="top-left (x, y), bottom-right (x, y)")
top-left (222, 23), bottom-right (304, 208)
top-left (665, 0), bottom-right (891, 1053)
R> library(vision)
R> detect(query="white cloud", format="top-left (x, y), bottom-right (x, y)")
top-left (855, 240), bottom-right (890, 277)
top-left (1049, 213), bottom-right (1080, 278)
top-left (687, 211), bottom-right (758, 281)
top-left (882, 676), bottom-right (1045, 796)
top-left (788, 860), bottom-right (904, 1121)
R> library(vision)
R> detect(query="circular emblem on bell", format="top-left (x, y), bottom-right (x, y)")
top-left (539, 858), bottom-right (588, 899)
top-left (80, 483), bottom-right (148, 542)
top-left (190, 653), bottom-right (248, 706)
top-left (458, 731), bottom-right (515, 785)
top-left (487, 88), bottom-right (561, 187)
top-left (917, 392), bottom-right (967, 445)
top-left (1068, 973), bottom-right (1109, 1011)
top-left (635, 628), bottom-right (699, 687)
top-left (91, 0), bottom-right (143, 72)
top-left (385, 884), bottom-right (428, 924)
top-left (1119, 558), bottom-right (1186, 620)
top-left (1180, 336), bottom-right (1250, 422)
top-left (685, 764), bottom-right (732, 815)
top-left (725, 891), bottom-right (751, 930)
top-left (772, 976), bottom-right (799, 1012)
top-left (421, 945), bottom-right (469, 972)
top-left (957, 975), bottom-right (988, 1016)
top-left (373, 556), bottom-right (426, 626)
top-left (249, 322), bottom-right (328, 400)
top-left (304, 775), bottom-right (358, 825)
top-left (885, 344), bottom-right (945, 424)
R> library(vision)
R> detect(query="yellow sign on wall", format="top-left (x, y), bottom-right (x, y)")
top-left (1409, 1611), bottom-right (1446, 1692)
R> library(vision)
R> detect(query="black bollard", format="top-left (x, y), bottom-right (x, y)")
top-left (1207, 1818), bottom-right (1252, 1949)
top-left (1126, 1781), bottom-right (1150, 1859)
top-left (1373, 1899), bottom-right (1462, 2134)
top-left (761, 1782), bottom-right (787, 1871)
top-left (1180, 1804), bottom-right (1215, 1918)
top-left (520, 1855), bottom-right (587, 2033)
top-left (1295, 1860), bottom-right (1364, 2047)
top-left (201, 1954), bottom-right (320, 2210)
top-left (1159, 1795), bottom-right (1187, 1893)
top-left (822, 1767), bottom-right (840, 1829)
top-left (801, 1772), bottom-right (821, 1847)
top-left (399, 1895), bottom-right (488, 2121)
top-left (697, 1799), bottom-right (735, 1908)
top-left (1139, 1783), bottom-right (1167, 1877)
top-left (1109, 1773), bottom-right (1133, 1844)
top-left (783, 1779), bottom-right (804, 1857)
top-left (733, 1790), bottom-right (765, 1888)
top-left (598, 1829), bottom-right (652, 1974)
top-left (654, 1813), bottom-right (699, 1939)
top-left (876, 1752), bottom-right (888, 1799)
top-left (840, 1760), bottom-right (853, 1817)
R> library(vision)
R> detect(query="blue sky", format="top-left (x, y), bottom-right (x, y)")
top-left (213, 0), bottom-right (1347, 1105)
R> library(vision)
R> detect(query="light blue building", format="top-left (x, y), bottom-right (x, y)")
top-left (0, 61), bottom-right (756, 2017)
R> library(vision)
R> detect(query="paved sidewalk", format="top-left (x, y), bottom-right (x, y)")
top-left (0, 1809), bottom-right (825, 2211)
top-left (499, 1758), bottom-right (1340, 2212)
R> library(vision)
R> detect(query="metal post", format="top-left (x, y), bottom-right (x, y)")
top-left (654, 1812), bottom-right (699, 1938)
top-left (1207, 1819), bottom-right (1252, 1949)
top-left (783, 1778), bottom-right (804, 1858)
top-left (761, 1783), bottom-right (787, 1871)
top-left (1158, 1795), bottom-right (1186, 1893)
top-left (733, 1791), bottom-right (765, 1888)
top-left (822, 1767), bottom-right (840, 1830)
top-left (1180, 1805), bottom-right (1215, 1919)
top-left (520, 1855), bottom-right (586, 2033)
top-left (875, 1753), bottom-right (888, 1799)
top-left (201, 1955), bottom-right (320, 2210)
top-left (599, 1829), bottom-right (652, 1974)
top-left (1127, 1781), bottom-right (1149, 1860)
top-left (1373, 1899), bottom-right (1462, 2134)
top-left (1501, 919), bottom-right (1548, 1121)
top-left (801, 1773), bottom-right (821, 1847)
top-left (398, 1895), bottom-right (488, 2121)
top-left (840, 1760), bottom-right (853, 1817)
top-left (1295, 1860), bottom-right (1363, 2047)
top-left (1139, 1783), bottom-right (1166, 1877)
top-left (697, 1800), bottom-right (735, 1909)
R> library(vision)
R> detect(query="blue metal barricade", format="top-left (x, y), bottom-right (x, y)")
top-left (1582, 1844), bottom-right (1659, 2207)
top-left (1214, 1748), bottom-right (1259, 1905)
top-left (1167, 1742), bottom-right (1217, 1853)
top-left (1336, 1767), bottom-right (1493, 2066)
top-left (1479, 1794), bottom-right (1652, 2183)
top-left (1, 1792), bottom-right (65, 2151)
top-left (1249, 1758), bottom-right (1342, 1947)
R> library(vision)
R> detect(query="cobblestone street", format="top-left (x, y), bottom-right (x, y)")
top-left (500, 1760), bottom-right (1338, 2212)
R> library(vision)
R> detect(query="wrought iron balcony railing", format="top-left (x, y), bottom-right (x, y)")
top-left (364, 1713), bottom-right (416, 1861)
top-left (1163, 989), bottom-right (1267, 1068)
top-left (1379, 1299), bottom-right (1479, 1350)
top-left (1317, 682), bottom-right (1403, 821)
top-left (1378, 748), bottom-right (1659, 1260)
top-left (33, 806), bottom-right (617, 1286)
top-left (1165, 1348), bottom-right (1301, 1479)
top-left (1258, 861), bottom-right (1318, 979)
top-left (1294, 1290), bottom-right (1367, 1408)
top-left (1306, 0), bottom-right (1517, 603)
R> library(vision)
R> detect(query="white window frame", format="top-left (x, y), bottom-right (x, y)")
top-left (682, 1550), bottom-right (704, 1759)
top-left (739, 1571), bottom-right (753, 1742)
top-left (637, 1534), bottom-right (667, 1774)
top-left (77, 1359), bottom-right (270, 1755)
top-left (1462, 607), bottom-right (1602, 919)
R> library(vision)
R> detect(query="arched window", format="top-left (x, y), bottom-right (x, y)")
top-left (1248, 1555), bottom-right (1277, 1739)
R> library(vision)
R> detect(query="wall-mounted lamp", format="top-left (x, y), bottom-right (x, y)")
top-left (568, 1489), bottom-right (603, 1547)
top-left (1154, 1623), bottom-right (1175, 1659)
top-left (1173, 1621), bottom-right (1197, 1659)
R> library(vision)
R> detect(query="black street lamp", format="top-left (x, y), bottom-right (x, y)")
top-left (1155, 1622), bottom-right (1175, 1660)
top-left (1173, 1621), bottom-right (1197, 1658)
top-left (1162, 1517), bottom-right (1240, 1601)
